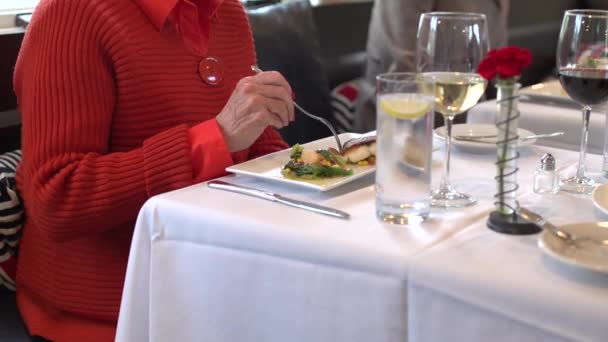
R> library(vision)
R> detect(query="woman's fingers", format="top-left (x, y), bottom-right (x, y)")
top-left (216, 71), bottom-right (294, 152)
top-left (239, 81), bottom-right (294, 123)
top-left (249, 71), bottom-right (296, 121)
top-left (254, 108), bottom-right (285, 129)
top-left (262, 97), bottom-right (291, 126)
top-left (249, 71), bottom-right (293, 94)
top-left (245, 96), bottom-right (290, 127)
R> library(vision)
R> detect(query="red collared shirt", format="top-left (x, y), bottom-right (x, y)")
top-left (136, 0), bottom-right (223, 56)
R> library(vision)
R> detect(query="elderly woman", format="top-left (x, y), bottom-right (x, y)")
top-left (13, 0), bottom-right (293, 340)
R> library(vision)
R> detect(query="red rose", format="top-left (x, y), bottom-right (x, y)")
top-left (486, 49), bottom-right (500, 59)
top-left (477, 46), bottom-right (532, 80)
top-left (477, 57), bottom-right (497, 80)
top-left (496, 61), bottom-right (523, 78)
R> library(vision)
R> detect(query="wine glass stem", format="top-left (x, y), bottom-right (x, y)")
top-left (440, 115), bottom-right (454, 190)
top-left (576, 105), bottom-right (591, 180)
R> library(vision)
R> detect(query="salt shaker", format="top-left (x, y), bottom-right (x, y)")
top-left (533, 153), bottom-right (558, 194)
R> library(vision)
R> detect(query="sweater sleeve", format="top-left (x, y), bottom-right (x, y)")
top-left (14, 0), bottom-right (194, 241)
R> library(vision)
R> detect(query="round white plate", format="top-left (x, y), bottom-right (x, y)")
top-left (538, 222), bottom-right (608, 274)
top-left (434, 123), bottom-right (536, 153)
top-left (592, 184), bottom-right (608, 216)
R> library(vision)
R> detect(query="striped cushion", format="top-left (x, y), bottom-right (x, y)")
top-left (331, 80), bottom-right (360, 133)
top-left (0, 150), bottom-right (23, 291)
top-left (0, 258), bottom-right (16, 291)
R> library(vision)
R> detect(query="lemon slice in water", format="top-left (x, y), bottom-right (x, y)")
top-left (379, 96), bottom-right (431, 120)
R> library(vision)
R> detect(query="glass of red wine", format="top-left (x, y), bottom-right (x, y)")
top-left (557, 9), bottom-right (608, 194)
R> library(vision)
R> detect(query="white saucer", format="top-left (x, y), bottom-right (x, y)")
top-left (538, 222), bottom-right (608, 274)
top-left (592, 184), bottom-right (608, 216)
top-left (434, 123), bottom-right (536, 154)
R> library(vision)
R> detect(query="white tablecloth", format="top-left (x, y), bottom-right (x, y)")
top-left (468, 99), bottom-right (607, 155)
top-left (408, 156), bottom-right (608, 342)
top-left (116, 142), bottom-right (608, 342)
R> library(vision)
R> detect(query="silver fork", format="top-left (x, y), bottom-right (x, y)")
top-left (250, 65), bottom-right (343, 153)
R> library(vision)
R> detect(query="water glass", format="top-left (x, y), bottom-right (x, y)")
top-left (375, 73), bottom-right (435, 224)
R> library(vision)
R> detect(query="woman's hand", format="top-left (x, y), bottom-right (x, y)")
top-left (216, 71), bottom-right (295, 152)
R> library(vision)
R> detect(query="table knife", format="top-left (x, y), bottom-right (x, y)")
top-left (207, 180), bottom-right (350, 220)
top-left (454, 131), bottom-right (564, 142)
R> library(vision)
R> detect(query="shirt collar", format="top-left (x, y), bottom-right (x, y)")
top-left (135, 0), bottom-right (180, 30)
top-left (135, 0), bottom-right (225, 31)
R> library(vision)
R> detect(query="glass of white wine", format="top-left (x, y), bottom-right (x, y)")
top-left (416, 12), bottom-right (489, 208)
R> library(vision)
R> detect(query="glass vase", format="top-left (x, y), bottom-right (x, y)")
top-left (487, 81), bottom-right (541, 235)
top-left (494, 82), bottom-right (521, 215)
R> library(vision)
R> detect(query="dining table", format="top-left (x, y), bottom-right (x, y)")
top-left (116, 127), bottom-right (608, 341)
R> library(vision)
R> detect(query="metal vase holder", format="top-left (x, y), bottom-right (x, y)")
top-left (486, 82), bottom-right (541, 234)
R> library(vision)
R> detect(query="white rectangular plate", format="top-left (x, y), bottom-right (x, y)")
top-left (226, 133), bottom-right (375, 191)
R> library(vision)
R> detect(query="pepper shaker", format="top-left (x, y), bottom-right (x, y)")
top-left (533, 153), bottom-right (558, 194)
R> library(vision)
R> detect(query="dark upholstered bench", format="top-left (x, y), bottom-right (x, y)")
top-left (0, 291), bottom-right (31, 341)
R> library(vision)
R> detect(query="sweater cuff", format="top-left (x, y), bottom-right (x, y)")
top-left (188, 119), bottom-right (233, 183)
top-left (143, 125), bottom-right (194, 197)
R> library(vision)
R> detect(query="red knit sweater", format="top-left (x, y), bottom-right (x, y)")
top-left (13, 0), bottom-right (287, 340)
